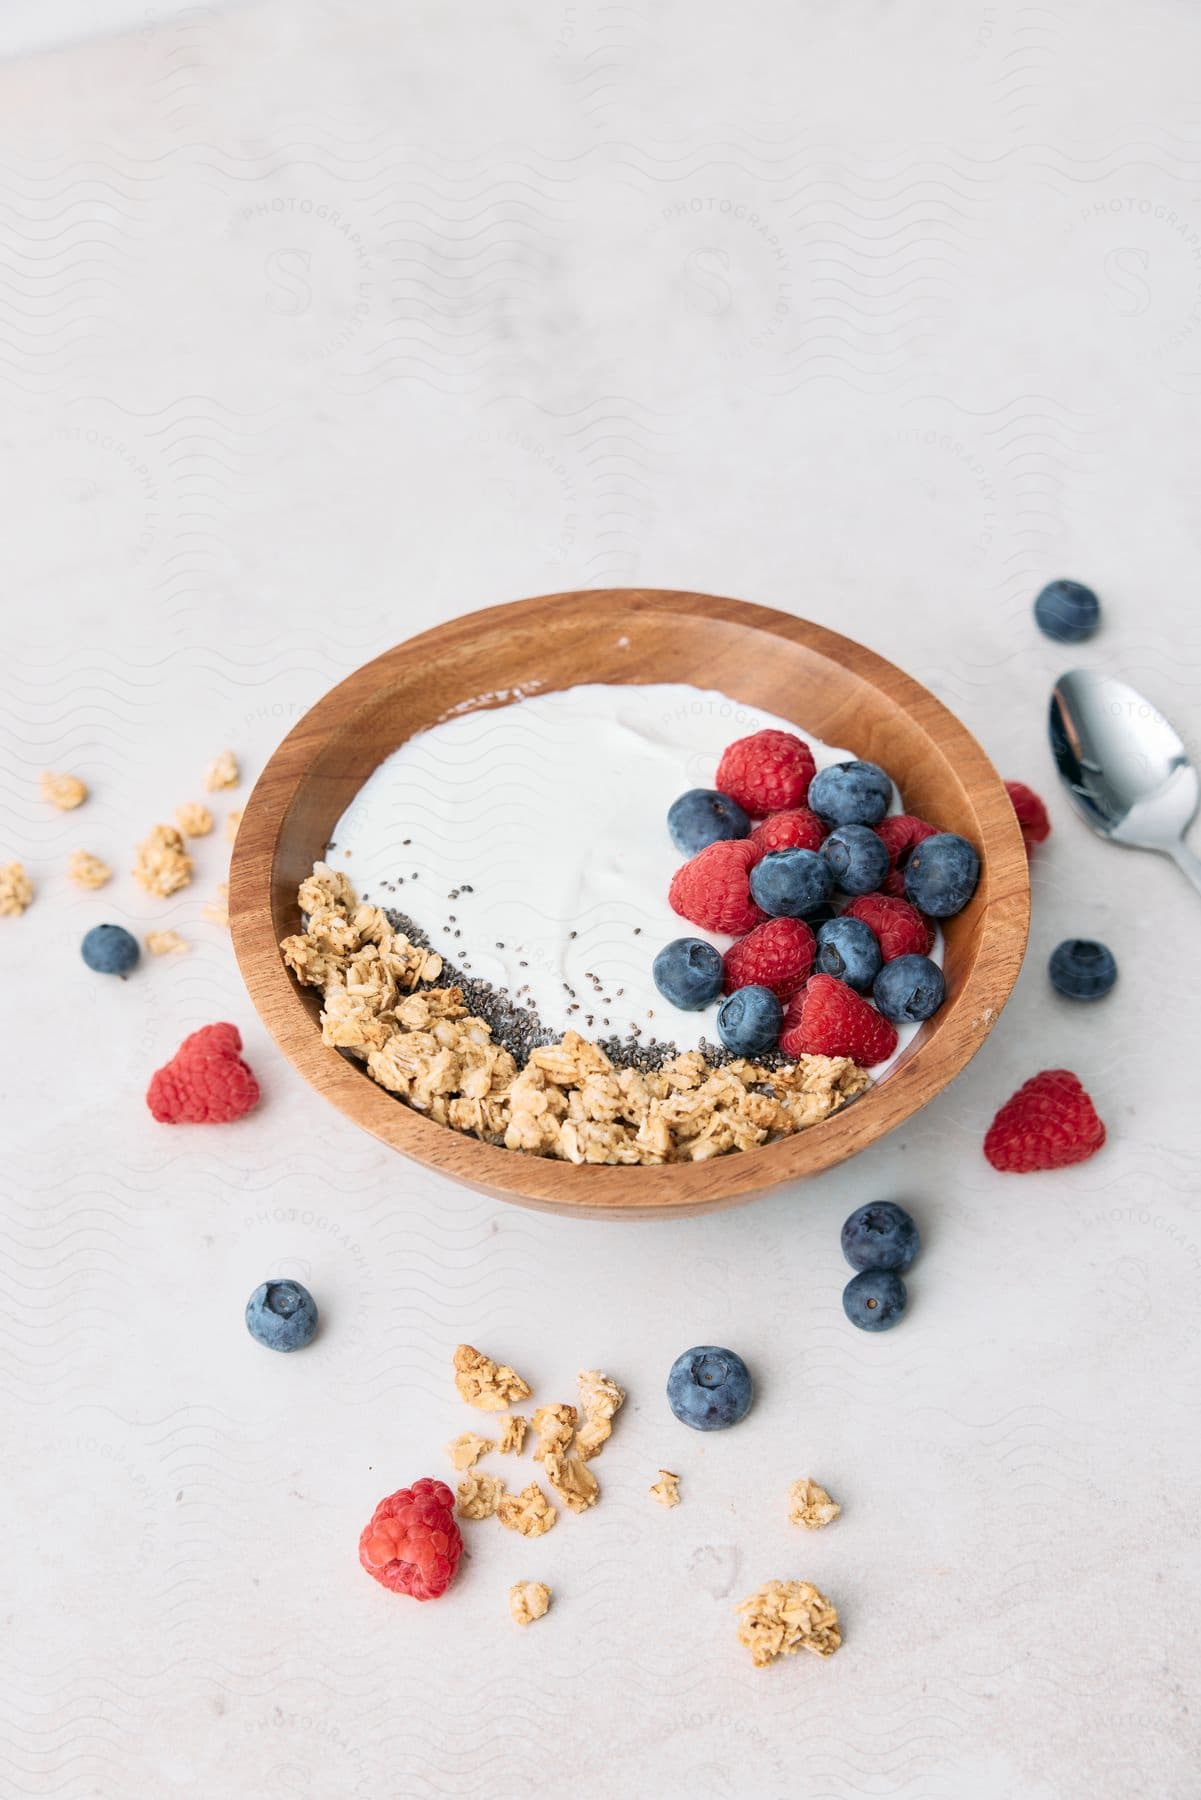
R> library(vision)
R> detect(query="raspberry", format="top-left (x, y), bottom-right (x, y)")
top-left (715, 730), bottom-right (817, 818)
top-left (779, 974), bottom-right (898, 1066)
top-left (843, 893), bottom-right (935, 962)
top-left (874, 814), bottom-right (938, 897)
top-left (983, 1069), bottom-right (1106, 1173)
top-left (748, 807), bottom-right (826, 856)
top-left (145, 1022), bottom-right (260, 1124)
top-left (1005, 780), bottom-right (1051, 854)
top-left (359, 1478), bottom-right (463, 1600)
top-left (722, 916), bottom-right (815, 1001)
top-left (669, 838), bottom-right (766, 936)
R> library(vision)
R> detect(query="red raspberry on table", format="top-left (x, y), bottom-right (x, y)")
top-left (145, 1022), bottom-right (260, 1124)
top-left (843, 893), bottom-right (935, 961)
top-left (669, 838), bottom-right (766, 936)
top-left (748, 807), bottom-right (826, 856)
top-left (874, 813), bottom-right (938, 896)
top-left (715, 730), bottom-right (817, 818)
top-left (983, 1069), bottom-right (1106, 1173)
top-left (723, 916), bottom-right (815, 1001)
top-left (359, 1479), bottom-right (463, 1601)
top-left (1005, 780), bottom-right (1051, 854)
top-left (779, 973), bottom-right (898, 1066)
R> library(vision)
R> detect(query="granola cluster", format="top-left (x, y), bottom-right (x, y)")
top-left (509, 1581), bottom-right (550, 1627)
top-left (649, 1469), bottom-right (681, 1508)
top-left (0, 862), bottom-right (33, 917)
top-left (40, 770), bottom-right (87, 811)
top-left (68, 850), bottom-right (112, 891)
top-left (735, 1580), bottom-right (842, 1667)
top-left (453, 1343), bottom-right (532, 1412)
top-left (175, 801), bottom-right (214, 838)
top-left (281, 862), bottom-right (869, 1165)
top-left (788, 1478), bottom-right (841, 1531)
top-left (204, 749), bottom-right (240, 792)
top-left (146, 929), bottom-right (188, 956)
top-left (132, 824), bottom-right (194, 898)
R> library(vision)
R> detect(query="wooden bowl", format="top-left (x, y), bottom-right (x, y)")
top-left (230, 589), bottom-right (1029, 1219)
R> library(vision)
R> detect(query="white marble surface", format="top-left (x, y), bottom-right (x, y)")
top-left (2, 4), bottom-right (1200, 1797)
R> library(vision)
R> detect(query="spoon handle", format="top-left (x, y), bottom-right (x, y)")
top-left (1168, 839), bottom-right (1201, 899)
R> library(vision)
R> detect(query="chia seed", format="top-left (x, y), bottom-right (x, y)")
top-left (382, 905), bottom-right (686, 1070)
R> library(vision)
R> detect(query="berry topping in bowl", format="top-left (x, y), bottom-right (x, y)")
top-left (873, 953), bottom-right (946, 1023)
top-left (808, 760), bottom-right (893, 827)
top-left (814, 916), bottom-right (882, 993)
top-left (667, 788), bottom-right (752, 856)
top-left (903, 832), bottom-right (980, 917)
top-left (716, 984), bottom-right (783, 1056)
top-left (652, 937), bottom-right (725, 1010)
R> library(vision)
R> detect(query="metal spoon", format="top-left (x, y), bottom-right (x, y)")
top-left (1049, 669), bottom-right (1201, 897)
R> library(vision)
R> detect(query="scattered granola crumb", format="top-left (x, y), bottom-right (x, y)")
top-left (498, 1415), bottom-right (528, 1455)
top-left (40, 771), bottom-right (87, 811)
top-left (575, 1369), bottom-right (626, 1459)
top-left (544, 1451), bottom-right (599, 1514)
top-left (454, 1344), bottom-right (533, 1412)
top-left (0, 862), bottom-right (33, 917)
top-left (455, 1471), bottom-right (506, 1520)
top-left (788, 1478), bottom-right (841, 1531)
top-left (132, 825), bottom-right (193, 898)
top-left (649, 1469), bottom-right (681, 1508)
top-left (203, 882), bottom-right (229, 928)
top-left (175, 801), bottom-right (214, 838)
top-left (146, 929), bottom-right (188, 956)
top-left (735, 1581), bottom-right (842, 1667)
top-left (204, 749), bottom-right (239, 792)
top-left (446, 1431), bottom-right (495, 1471)
top-left (68, 850), bottom-right (111, 890)
top-left (509, 1581), bottom-right (550, 1626)
top-left (225, 808), bottom-right (243, 843)
top-left (497, 1482), bottom-right (557, 1537)
top-left (531, 1403), bottom-right (577, 1462)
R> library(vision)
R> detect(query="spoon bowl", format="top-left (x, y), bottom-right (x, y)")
top-left (1050, 669), bottom-right (1201, 891)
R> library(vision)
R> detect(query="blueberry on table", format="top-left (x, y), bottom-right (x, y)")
top-left (652, 937), bottom-right (725, 1010)
top-left (814, 916), bottom-right (882, 993)
top-left (808, 761), bottom-right (893, 827)
top-left (842, 1269), bottom-right (907, 1331)
top-left (667, 788), bottom-right (752, 855)
top-left (841, 1201), bottom-right (920, 1272)
top-left (246, 1279), bottom-right (319, 1352)
top-left (821, 823), bottom-right (891, 895)
top-left (1049, 938), bottom-right (1117, 1000)
top-left (903, 833), bottom-right (979, 918)
top-left (667, 1345), bottom-right (753, 1430)
top-left (716, 984), bottom-right (782, 1055)
top-left (873, 953), bottom-right (946, 1022)
top-left (749, 848), bottom-right (834, 919)
top-left (81, 923), bottom-right (139, 976)
top-left (1034, 579), bottom-right (1100, 643)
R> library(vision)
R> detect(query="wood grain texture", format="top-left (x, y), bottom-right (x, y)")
top-left (229, 589), bottom-right (1030, 1219)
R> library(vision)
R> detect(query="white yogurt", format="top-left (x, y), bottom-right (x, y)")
top-left (327, 683), bottom-right (940, 1077)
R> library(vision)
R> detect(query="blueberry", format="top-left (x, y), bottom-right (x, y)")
top-left (749, 848), bottom-right (834, 918)
top-left (666, 1345), bottom-right (753, 1430)
top-left (903, 832), bottom-right (979, 917)
top-left (652, 937), bottom-right (725, 1010)
top-left (81, 923), bottom-right (139, 976)
top-left (841, 1201), bottom-right (920, 1272)
top-left (821, 823), bottom-right (891, 895)
top-left (842, 1269), bottom-right (907, 1332)
top-left (245, 1279), bottom-right (319, 1352)
top-left (808, 761), bottom-right (893, 827)
top-left (715, 984), bottom-right (782, 1055)
top-left (1034, 579), bottom-right (1100, 644)
top-left (873, 953), bottom-right (946, 1022)
top-left (1049, 938), bottom-right (1117, 1001)
top-left (814, 916), bottom-right (882, 992)
top-left (667, 788), bottom-right (751, 856)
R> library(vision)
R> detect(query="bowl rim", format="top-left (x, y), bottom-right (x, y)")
top-left (230, 588), bottom-right (1030, 1218)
